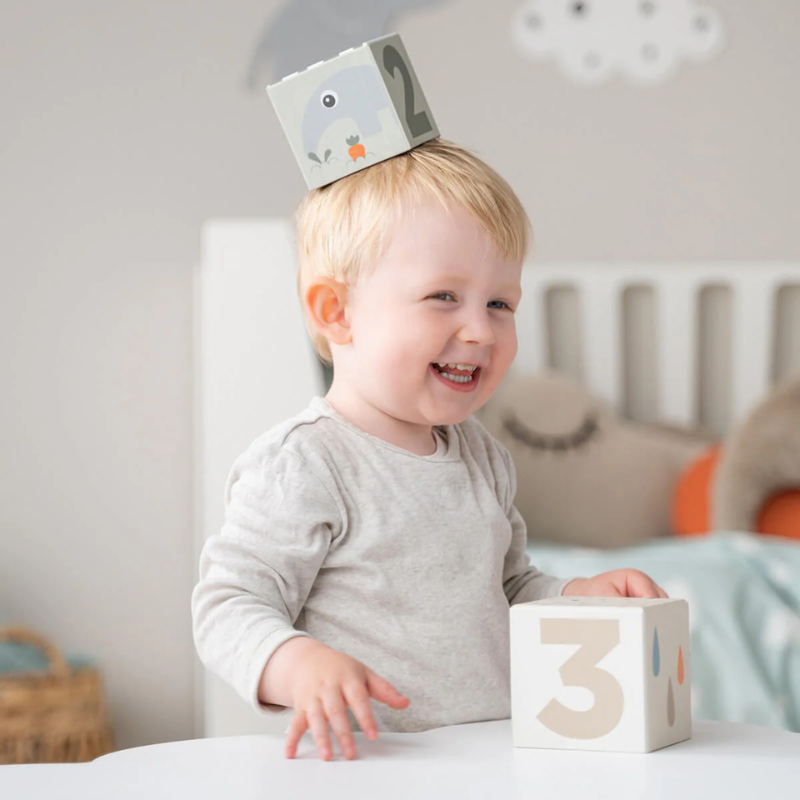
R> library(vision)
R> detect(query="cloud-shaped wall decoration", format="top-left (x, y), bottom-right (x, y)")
top-left (512, 0), bottom-right (725, 86)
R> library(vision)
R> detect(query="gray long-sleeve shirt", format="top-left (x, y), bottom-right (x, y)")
top-left (191, 396), bottom-right (570, 732)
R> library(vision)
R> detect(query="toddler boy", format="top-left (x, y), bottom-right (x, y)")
top-left (191, 138), bottom-right (666, 762)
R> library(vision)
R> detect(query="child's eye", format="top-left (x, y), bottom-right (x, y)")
top-left (488, 300), bottom-right (513, 310)
top-left (429, 292), bottom-right (456, 302)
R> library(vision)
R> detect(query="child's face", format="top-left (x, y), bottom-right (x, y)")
top-left (338, 200), bottom-right (522, 427)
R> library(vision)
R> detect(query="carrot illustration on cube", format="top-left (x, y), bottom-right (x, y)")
top-left (347, 135), bottom-right (366, 161)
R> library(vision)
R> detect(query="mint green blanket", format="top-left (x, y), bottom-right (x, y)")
top-left (527, 531), bottom-right (800, 731)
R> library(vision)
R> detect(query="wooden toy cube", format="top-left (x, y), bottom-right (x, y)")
top-left (510, 597), bottom-right (691, 753)
top-left (267, 33), bottom-right (439, 189)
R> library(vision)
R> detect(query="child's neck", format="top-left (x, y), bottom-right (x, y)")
top-left (324, 384), bottom-right (437, 456)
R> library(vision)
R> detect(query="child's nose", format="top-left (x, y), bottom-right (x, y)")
top-left (458, 309), bottom-right (496, 346)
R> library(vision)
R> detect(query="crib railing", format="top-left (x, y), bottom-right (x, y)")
top-left (516, 264), bottom-right (800, 432)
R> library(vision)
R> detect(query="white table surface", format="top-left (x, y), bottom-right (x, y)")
top-left (1, 719), bottom-right (798, 800)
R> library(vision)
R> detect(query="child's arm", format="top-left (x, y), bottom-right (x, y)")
top-left (502, 499), bottom-right (576, 601)
top-left (192, 444), bottom-right (408, 761)
top-left (495, 443), bottom-right (576, 602)
top-left (192, 446), bottom-right (336, 710)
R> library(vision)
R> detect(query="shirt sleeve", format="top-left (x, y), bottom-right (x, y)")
top-left (496, 441), bottom-right (576, 604)
top-left (191, 443), bottom-right (342, 715)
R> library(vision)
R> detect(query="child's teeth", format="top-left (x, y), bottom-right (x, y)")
top-left (433, 364), bottom-right (475, 383)
top-left (436, 363), bottom-right (477, 372)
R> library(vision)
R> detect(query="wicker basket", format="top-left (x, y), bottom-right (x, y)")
top-left (0, 626), bottom-right (114, 764)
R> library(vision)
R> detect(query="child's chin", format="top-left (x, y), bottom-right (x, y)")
top-left (434, 408), bottom-right (475, 426)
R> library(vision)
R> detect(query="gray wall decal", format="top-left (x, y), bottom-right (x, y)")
top-left (245, 0), bottom-right (450, 90)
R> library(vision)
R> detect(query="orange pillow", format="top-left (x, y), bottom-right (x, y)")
top-left (673, 446), bottom-right (800, 539)
top-left (672, 446), bottom-right (720, 536)
top-left (757, 490), bottom-right (800, 540)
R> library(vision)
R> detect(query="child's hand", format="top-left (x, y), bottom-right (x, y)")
top-left (277, 638), bottom-right (410, 761)
top-left (563, 569), bottom-right (668, 599)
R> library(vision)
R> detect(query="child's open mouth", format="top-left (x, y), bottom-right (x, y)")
top-left (430, 362), bottom-right (481, 393)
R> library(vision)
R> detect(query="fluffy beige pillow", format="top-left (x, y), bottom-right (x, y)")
top-left (713, 374), bottom-right (800, 531)
top-left (477, 372), bottom-right (714, 548)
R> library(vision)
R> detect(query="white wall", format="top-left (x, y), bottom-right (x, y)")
top-left (1, 0), bottom-right (799, 749)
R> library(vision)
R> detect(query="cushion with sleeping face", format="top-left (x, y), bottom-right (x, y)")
top-left (477, 372), bottom-right (713, 548)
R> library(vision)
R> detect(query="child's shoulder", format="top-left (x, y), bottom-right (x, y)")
top-left (242, 397), bottom-right (340, 462)
top-left (223, 399), bottom-right (346, 511)
top-left (455, 412), bottom-right (513, 474)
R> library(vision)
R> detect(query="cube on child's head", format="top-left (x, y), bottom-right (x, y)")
top-left (510, 597), bottom-right (691, 753)
top-left (268, 33), bottom-right (439, 189)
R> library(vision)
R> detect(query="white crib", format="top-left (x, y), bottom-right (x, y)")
top-left (193, 220), bottom-right (800, 737)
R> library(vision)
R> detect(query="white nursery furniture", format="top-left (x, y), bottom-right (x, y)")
top-left (1, 719), bottom-right (798, 799)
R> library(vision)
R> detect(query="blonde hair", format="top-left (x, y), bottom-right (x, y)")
top-left (295, 138), bottom-right (532, 364)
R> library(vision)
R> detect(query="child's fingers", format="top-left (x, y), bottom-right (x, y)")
top-left (306, 698), bottom-right (334, 760)
top-left (343, 683), bottom-right (379, 740)
top-left (625, 571), bottom-right (660, 598)
top-left (321, 691), bottom-right (358, 760)
top-left (284, 711), bottom-right (308, 759)
top-left (366, 672), bottom-right (410, 710)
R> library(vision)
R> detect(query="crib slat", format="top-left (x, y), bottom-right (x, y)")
top-left (579, 273), bottom-right (622, 411)
top-left (731, 271), bottom-right (775, 424)
top-left (516, 274), bottom-right (547, 375)
top-left (656, 274), bottom-right (699, 426)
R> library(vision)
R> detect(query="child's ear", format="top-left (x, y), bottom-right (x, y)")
top-left (304, 278), bottom-right (352, 346)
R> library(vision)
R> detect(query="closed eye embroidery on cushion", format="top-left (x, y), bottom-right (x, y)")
top-left (501, 410), bottom-right (600, 453)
